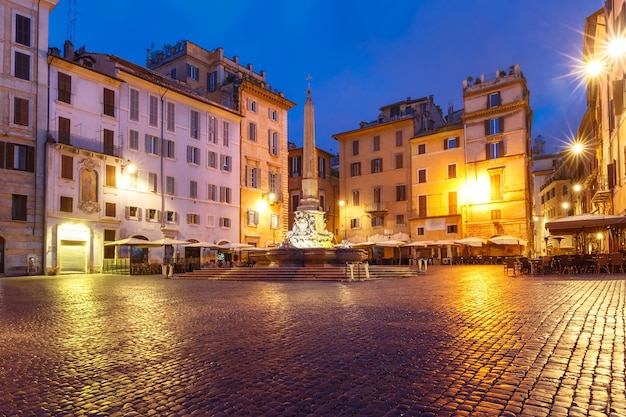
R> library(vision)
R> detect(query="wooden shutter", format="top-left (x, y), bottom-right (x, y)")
top-left (485, 143), bottom-right (491, 159)
top-left (0, 141), bottom-right (5, 169)
top-left (484, 120), bottom-right (490, 136)
top-left (614, 80), bottom-right (625, 115)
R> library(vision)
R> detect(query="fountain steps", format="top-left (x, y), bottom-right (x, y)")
top-left (175, 265), bottom-right (421, 281)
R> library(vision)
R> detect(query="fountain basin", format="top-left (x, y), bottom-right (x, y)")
top-left (264, 247), bottom-right (367, 267)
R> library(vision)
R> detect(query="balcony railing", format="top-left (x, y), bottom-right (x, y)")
top-left (51, 131), bottom-right (123, 158)
top-left (364, 202), bottom-right (387, 213)
top-left (590, 174), bottom-right (611, 204)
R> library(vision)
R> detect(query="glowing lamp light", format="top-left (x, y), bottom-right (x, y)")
top-left (586, 59), bottom-right (604, 77)
top-left (571, 142), bottom-right (584, 155)
top-left (607, 37), bottom-right (626, 58)
top-left (573, 184), bottom-right (582, 192)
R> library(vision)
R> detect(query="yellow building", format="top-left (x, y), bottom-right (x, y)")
top-left (461, 65), bottom-right (533, 254)
top-left (409, 124), bottom-right (465, 249)
top-left (147, 41), bottom-right (295, 248)
top-left (333, 96), bottom-right (446, 244)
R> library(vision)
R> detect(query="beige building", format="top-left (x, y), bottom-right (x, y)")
top-left (461, 65), bottom-right (533, 255)
top-left (333, 96), bottom-right (446, 246)
top-left (0, 0), bottom-right (59, 275)
top-left (147, 40), bottom-right (295, 248)
top-left (287, 144), bottom-right (340, 240)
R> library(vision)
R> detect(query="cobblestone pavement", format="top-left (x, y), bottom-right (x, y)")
top-left (0, 265), bottom-right (624, 417)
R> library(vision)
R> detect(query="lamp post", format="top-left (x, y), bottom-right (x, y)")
top-left (339, 200), bottom-right (346, 241)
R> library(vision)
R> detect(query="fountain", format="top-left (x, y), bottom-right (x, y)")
top-left (256, 79), bottom-right (366, 267)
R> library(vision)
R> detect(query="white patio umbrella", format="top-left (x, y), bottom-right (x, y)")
top-left (104, 237), bottom-right (161, 247)
top-left (455, 237), bottom-right (487, 247)
top-left (151, 237), bottom-right (189, 245)
top-left (488, 235), bottom-right (527, 246)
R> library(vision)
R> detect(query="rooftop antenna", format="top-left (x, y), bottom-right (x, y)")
top-left (67, 0), bottom-right (76, 43)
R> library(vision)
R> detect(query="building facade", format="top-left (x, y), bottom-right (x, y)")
top-left (461, 65), bottom-right (533, 254)
top-left (333, 96), bottom-right (446, 243)
top-left (45, 44), bottom-right (242, 273)
top-left (146, 41), bottom-right (295, 248)
top-left (0, 0), bottom-right (59, 275)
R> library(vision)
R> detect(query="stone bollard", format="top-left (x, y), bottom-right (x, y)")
top-left (168, 264), bottom-right (173, 278)
top-left (348, 263), bottom-right (355, 281)
top-left (363, 261), bottom-right (370, 279)
top-left (162, 264), bottom-right (168, 277)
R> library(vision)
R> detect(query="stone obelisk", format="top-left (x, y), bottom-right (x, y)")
top-left (284, 77), bottom-right (334, 248)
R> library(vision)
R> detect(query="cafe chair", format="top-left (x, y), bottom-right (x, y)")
top-left (504, 257), bottom-right (520, 276)
top-left (596, 254), bottom-right (611, 274)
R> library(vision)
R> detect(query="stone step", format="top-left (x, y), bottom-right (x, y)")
top-left (175, 265), bottom-right (422, 281)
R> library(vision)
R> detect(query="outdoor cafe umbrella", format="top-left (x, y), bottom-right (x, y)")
top-left (488, 235), bottom-right (528, 246)
top-left (103, 237), bottom-right (161, 247)
top-left (545, 213), bottom-right (626, 232)
top-left (455, 237), bottom-right (487, 247)
top-left (375, 240), bottom-right (406, 263)
top-left (151, 237), bottom-right (189, 246)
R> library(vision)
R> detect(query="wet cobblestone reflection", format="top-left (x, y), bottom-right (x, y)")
top-left (0, 266), bottom-right (624, 416)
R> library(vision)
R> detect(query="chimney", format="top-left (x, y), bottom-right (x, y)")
top-left (63, 40), bottom-right (74, 59)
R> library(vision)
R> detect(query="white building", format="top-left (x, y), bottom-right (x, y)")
top-left (45, 43), bottom-right (242, 273)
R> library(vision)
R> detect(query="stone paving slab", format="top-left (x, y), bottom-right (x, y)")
top-left (0, 265), bottom-right (624, 416)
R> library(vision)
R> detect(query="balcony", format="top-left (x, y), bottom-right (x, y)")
top-left (50, 131), bottom-right (123, 158)
top-left (364, 202), bottom-right (388, 214)
top-left (590, 174), bottom-right (611, 205)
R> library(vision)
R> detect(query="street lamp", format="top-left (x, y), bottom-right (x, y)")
top-left (339, 200), bottom-right (346, 240)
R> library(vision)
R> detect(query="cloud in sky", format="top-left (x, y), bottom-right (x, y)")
top-left (50, 0), bottom-right (602, 153)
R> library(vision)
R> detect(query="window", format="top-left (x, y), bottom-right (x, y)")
top-left (10, 144), bottom-right (34, 171)
top-left (148, 172), bottom-right (157, 193)
top-left (164, 139), bottom-right (175, 159)
top-left (247, 99), bottom-right (257, 112)
top-left (396, 214), bottom-right (406, 226)
top-left (129, 89), bottom-right (139, 121)
top-left (187, 64), bottom-right (199, 81)
top-left (447, 224), bottom-right (458, 234)
top-left (248, 122), bottom-right (257, 141)
top-left (105, 164), bottom-right (116, 186)
top-left (418, 169), bottom-right (426, 184)
top-left (129, 130), bottom-right (139, 150)
top-left (105, 202), bottom-right (116, 217)
top-left (190, 110), bottom-right (199, 139)
top-left (207, 215), bottom-right (215, 228)
top-left (448, 164), bottom-right (457, 179)
top-left (164, 210), bottom-right (177, 223)
top-left (129, 170), bottom-right (138, 189)
top-left (448, 191), bottom-right (457, 215)
top-left (15, 14), bottom-right (31, 46)
top-left (207, 151), bottom-right (217, 168)
top-left (352, 140), bottom-right (359, 156)
top-left (395, 153), bottom-right (403, 169)
top-left (350, 162), bottom-right (361, 177)
top-left (270, 213), bottom-right (280, 229)
top-left (490, 173), bottom-right (502, 200)
top-left (220, 217), bottom-right (231, 228)
top-left (291, 194), bottom-right (300, 211)
top-left (247, 210), bottom-right (258, 226)
top-left (371, 215), bottom-right (384, 227)
top-left (418, 143), bottom-right (426, 155)
top-left (60, 196), bottom-right (73, 213)
top-left (166, 102), bottom-right (175, 131)
top-left (396, 185), bottom-right (406, 201)
top-left (170, 68), bottom-right (177, 80)
top-left (395, 131), bottom-right (403, 147)
top-left (352, 190), bottom-right (360, 206)
top-left (245, 166), bottom-right (259, 188)
top-left (14, 51), bottom-right (30, 80)
top-left (187, 146), bottom-right (200, 165)
top-left (266, 171), bottom-right (278, 194)
top-left (269, 108), bottom-right (279, 121)
top-left (61, 155), bottom-right (73, 179)
top-left (485, 117), bottom-right (503, 135)
top-left (166, 176), bottom-right (175, 195)
top-left (104, 229), bottom-right (116, 258)
top-left (103, 88), bottom-right (115, 117)
top-left (350, 218), bottom-right (360, 229)
top-left (418, 195), bottom-right (427, 217)
top-left (417, 227), bottom-right (425, 236)
top-left (373, 135), bottom-right (380, 152)
top-left (223, 121), bottom-right (229, 147)
top-left (318, 157), bottom-right (326, 178)
top-left (221, 154), bottom-right (232, 172)
top-left (208, 116), bottom-right (217, 144)
top-left (371, 158), bottom-right (383, 174)
top-left (13, 97), bottom-right (29, 126)
top-left (187, 213), bottom-right (200, 225)
top-left (207, 71), bottom-right (217, 92)
top-left (103, 129), bottom-right (114, 156)
top-left (58, 117), bottom-right (71, 144)
top-left (58, 72), bottom-right (72, 104)
top-left (146, 208), bottom-right (159, 222)
top-left (149, 95), bottom-right (158, 127)
top-left (190, 180), bottom-right (198, 198)
top-left (220, 186), bottom-right (232, 203)
top-left (488, 92), bottom-right (501, 108)
top-left (207, 184), bottom-right (217, 201)
top-left (486, 141), bottom-right (504, 159)
top-left (491, 209), bottom-right (502, 220)
top-left (268, 130), bottom-right (278, 155)
top-left (12, 194), bottom-right (27, 220)
top-left (290, 156), bottom-right (302, 177)
top-left (444, 137), bottom-right (458, 150)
